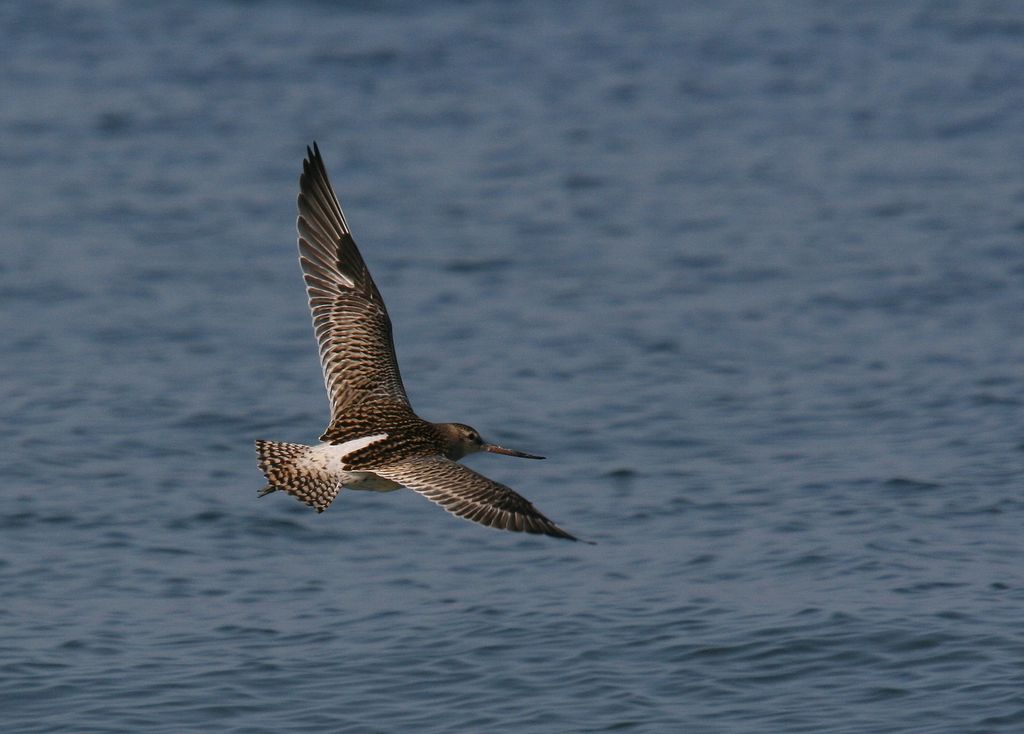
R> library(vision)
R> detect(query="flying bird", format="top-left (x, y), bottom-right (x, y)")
top-left (256, 144), bottom-right (581, 541)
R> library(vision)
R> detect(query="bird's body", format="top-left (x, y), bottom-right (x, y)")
top-left (256, 144), bottom-right (581, 542)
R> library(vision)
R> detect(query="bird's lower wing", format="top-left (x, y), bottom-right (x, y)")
top-left (373, 456), bottom-right (580, 541)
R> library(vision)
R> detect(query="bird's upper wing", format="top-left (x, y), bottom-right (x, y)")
top-left (297, 143), bottom-right (411, 431)
top-left (373, 456), bottom-right (580, 541)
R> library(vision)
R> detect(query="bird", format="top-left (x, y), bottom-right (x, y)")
top-left (255, 143), bottom-right (582, 542)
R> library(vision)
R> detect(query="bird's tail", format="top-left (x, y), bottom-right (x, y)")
top-left (254, 440), bottom-right (341, 513)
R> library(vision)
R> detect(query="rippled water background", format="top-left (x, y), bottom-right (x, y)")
top-left (4, 2), bottom-right (1024, 732)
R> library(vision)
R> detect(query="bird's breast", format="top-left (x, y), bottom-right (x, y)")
top-left (343, 471), bottom-right (403, 492)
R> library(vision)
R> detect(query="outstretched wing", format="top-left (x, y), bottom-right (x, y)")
top-left (297, 143), bottom-right (411, 432)
top-left (373, 456), bottom-right (581, 541)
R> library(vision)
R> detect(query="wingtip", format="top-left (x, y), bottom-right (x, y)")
top-left (533, 517), bottom-right (590, 544)
top-left (303, 143), bottom-right (322, 173)
top-left (557, 527), bottom-right (595, 544)
top-left (305, 141), bottom-right (322, 165)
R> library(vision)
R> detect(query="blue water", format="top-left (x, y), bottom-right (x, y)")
top-left (4, 1), bottom-right (1024, 731)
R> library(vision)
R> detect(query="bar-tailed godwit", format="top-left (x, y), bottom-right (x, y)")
top-left (256, 144), bottom-right (581, 542)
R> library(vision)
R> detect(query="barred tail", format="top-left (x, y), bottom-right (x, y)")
top-left (254, 440), bottom-right (341, 513)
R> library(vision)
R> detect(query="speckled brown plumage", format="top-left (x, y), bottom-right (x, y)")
top-left (373, 457), bottom-right (579, 540)
top-left (298, 145), bottom-right (411, 429)
top-left (255, 143), bottom-right (584, 542)
top-left (255, 440), bottom-right (340, 512)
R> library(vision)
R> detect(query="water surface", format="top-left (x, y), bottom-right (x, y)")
top-left (3, 2), bottom-right (1024, 732)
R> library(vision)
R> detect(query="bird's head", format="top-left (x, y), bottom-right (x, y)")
top-left (434, 422), bottom-right (545, 462)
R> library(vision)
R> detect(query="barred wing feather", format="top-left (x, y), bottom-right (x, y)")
top-left (297, 144), bottom-right (411, 432)
top-left (374, 456), bottom-right (580, 541)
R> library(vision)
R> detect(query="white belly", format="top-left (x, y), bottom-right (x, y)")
top-left (341, 471), bottom-right (403, 493)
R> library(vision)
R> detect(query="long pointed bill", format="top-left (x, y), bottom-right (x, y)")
top-left (483, 444), bottom-right (545, 460)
